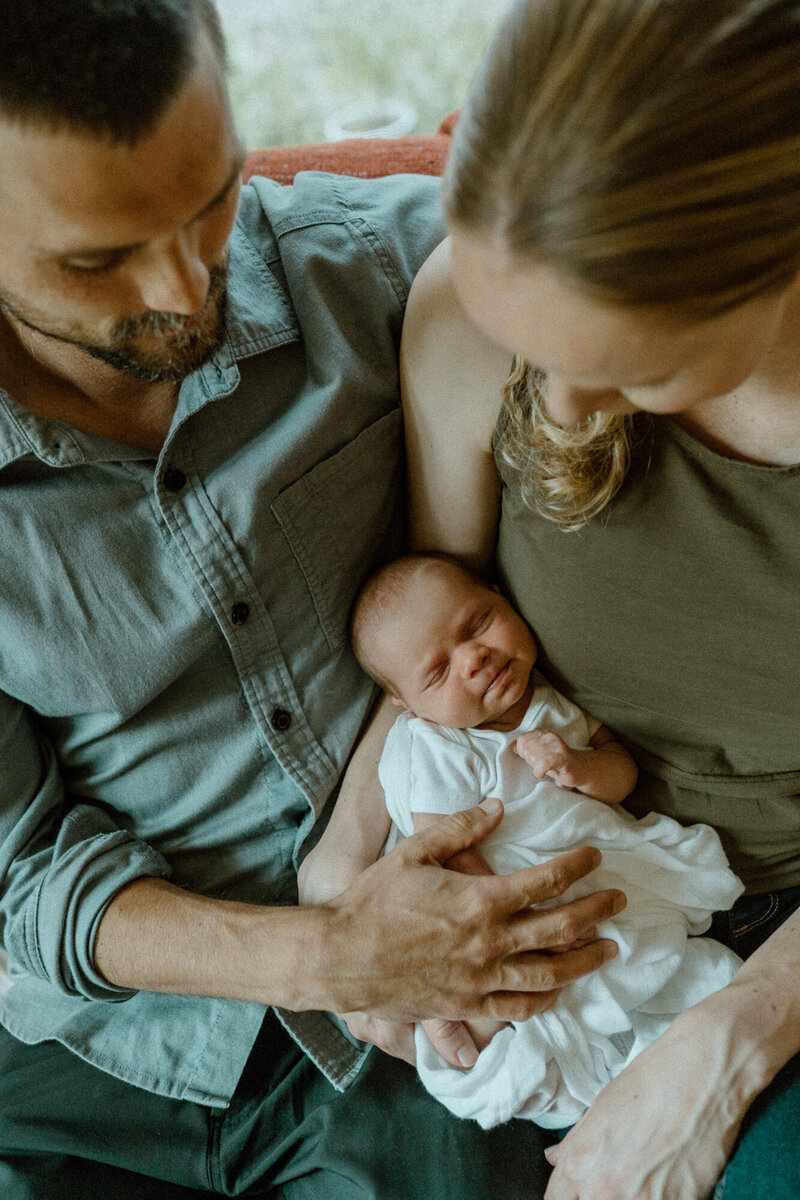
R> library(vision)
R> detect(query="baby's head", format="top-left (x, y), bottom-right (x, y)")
top-left (351, 553), bottom-right (538, 729)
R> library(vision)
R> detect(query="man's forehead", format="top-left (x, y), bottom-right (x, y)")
top-left (0, 45), bottom-right (239, 254)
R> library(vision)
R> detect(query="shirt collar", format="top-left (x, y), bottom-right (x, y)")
top-left (0, 202), bottom-right (302, 470)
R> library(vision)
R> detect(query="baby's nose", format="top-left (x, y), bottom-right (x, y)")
top-left (458, 641), bottom-right (488, 678)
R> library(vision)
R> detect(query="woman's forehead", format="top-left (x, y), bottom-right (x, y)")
top-left (449, 229), bottom-right (712, 385)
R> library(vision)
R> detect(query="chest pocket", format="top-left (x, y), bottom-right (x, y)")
top-left (271, 408), bottom-right (404, 653)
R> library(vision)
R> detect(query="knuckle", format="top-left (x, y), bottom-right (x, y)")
top-left (471, 926), bottom-right (502, 964)
top-left (551, 909), bottom-right (582, 944)
top-left (542, 861), bottom-right (572, 897)
top-left (535, 961), bottom-right (562, 990)
top-left (446, 808), bottom-right (477, 840)
top-left (425, 1018), bottom-right (462, 1042)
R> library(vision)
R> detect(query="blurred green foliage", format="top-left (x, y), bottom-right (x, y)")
top-left (216, 0), bottom-right (509, 147)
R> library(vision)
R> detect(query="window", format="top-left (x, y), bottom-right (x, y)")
top-left (216, 0), bottom-right (509, 147)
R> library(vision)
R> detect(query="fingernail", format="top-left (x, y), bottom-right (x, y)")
top-left (457, 1045), bottom-right (479, 1069)
top-left (603, 940), bottom-right (619, 960)
top-left (612, 890), bottom-right (627, 914)
top-left (480, 797), bottom-right (502, 815)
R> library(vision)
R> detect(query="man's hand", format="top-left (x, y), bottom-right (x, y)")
top-left (312, 797), bottom-right (625, 1024)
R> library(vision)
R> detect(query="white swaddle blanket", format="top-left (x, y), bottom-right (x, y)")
top-left (381, 679), bottom-right (744, 1129)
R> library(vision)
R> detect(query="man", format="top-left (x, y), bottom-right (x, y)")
top-left (0, 3), bottom-right (620, 1196)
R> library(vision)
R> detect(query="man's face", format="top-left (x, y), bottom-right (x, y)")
top-left (0, 32), bottom-right (244, 383)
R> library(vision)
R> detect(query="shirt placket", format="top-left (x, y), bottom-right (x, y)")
top-left (153, 374), bottom-right (334, 808)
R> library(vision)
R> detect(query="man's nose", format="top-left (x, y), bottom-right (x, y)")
top-left (135, 230), bottom-right (211, 316)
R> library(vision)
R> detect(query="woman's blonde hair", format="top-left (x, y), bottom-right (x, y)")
top-left (444, 0), bottom-right (800, 528)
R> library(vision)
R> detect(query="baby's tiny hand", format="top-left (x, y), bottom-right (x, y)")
top-left (513, 731), bottom-right (577, 786)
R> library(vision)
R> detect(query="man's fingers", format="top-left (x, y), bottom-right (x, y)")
top-left (483, 845), bottom-right (607, 913)
top-left (421, 1018), bottom-right (480, 1069)
top-left (503, 937), bottom-right (619, 1005)
top-left (509, 887), bottom-right (627, 953)
top-left (408, 797), bottom-right (505, 863)
top-left (477, 937), bottom-right (618, 1022)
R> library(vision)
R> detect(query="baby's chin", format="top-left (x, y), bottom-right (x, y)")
top-left (410, 705), bottom-right (477, 729)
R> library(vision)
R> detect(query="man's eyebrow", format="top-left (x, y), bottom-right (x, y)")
top-left (54, 148), bottom-right (247, 262)
top-left (196, 148), bottom-right (247, 221)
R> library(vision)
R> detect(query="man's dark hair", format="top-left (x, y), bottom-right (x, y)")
top-left (0, 0), bottom-right (226, 144)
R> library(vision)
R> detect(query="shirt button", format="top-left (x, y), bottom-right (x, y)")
top-left (163, 466), bottom-right (187, 492)
top-left (231, 602), bottom-right (250, 626)
top-left (271, 707), bottom-right (292, 733)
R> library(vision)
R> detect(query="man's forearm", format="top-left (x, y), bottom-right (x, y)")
top-left (93, 806), bottom-right (627, 1028)
top-left (94, 876), bottom-right (334, 1011)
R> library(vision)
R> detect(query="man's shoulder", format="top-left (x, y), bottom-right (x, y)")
top-left (242, 170), bottom-right (440, 227)
top-left (238, 171), bottom-right (444, 291)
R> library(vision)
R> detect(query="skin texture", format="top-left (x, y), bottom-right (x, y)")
top-left (0, 29), bottom-right (243, 449)
top-left (394, 234), bottom-right (800, 1197)
top-left (0, 33), bottom-right (629, 1059)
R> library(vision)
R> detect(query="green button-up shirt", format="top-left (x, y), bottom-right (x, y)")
top-left (0, 171), bottom-right (443, 1106)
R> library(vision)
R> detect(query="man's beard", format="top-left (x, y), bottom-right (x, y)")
top-left (84, 262), bottom-right (229, 383)
top-left (1, 261), bottom-right (229, 385)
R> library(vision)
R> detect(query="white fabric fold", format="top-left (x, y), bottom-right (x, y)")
top-left (382, 686), bottom-right (744, 1128)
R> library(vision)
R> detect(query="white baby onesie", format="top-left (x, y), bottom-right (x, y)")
top-left (380, 674), bottom-right (743, 1128)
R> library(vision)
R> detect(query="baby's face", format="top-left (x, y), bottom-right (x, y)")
top-left (376, 565), bottom-right (538, 729)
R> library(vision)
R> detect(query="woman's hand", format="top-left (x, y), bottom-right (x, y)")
top-left (543, 982), bottom-right (779, 1200)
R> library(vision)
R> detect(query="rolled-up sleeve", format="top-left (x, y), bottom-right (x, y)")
top-left (0, 691), bottom-right (172, 1001)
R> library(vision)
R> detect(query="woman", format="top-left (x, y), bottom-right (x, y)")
top-left (401, 0), bottom-right (800, 1196)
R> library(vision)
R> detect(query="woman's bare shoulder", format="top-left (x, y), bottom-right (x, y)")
top-left (402, 238), bottom-right (513, 418)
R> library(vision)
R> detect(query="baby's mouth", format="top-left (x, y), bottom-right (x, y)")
top-left (485, 661), bottom-right (510, 696)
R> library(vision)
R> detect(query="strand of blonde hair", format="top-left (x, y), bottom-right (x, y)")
top-left (498, 359), bottom-right (636, 531)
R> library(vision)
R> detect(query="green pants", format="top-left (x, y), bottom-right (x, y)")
top-left (0, 1010), bottom-right (550, 1198)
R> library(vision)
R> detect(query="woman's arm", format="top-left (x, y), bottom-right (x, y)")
top-left (401, 238), bottom-right (512, 568)
top-left (297, 694), bottom-right (395, 906)
top-left (544, 892), bottom-right (800, 1200)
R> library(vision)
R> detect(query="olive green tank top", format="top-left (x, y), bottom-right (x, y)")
top-left (495, 413), bottom-right (800, 892)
